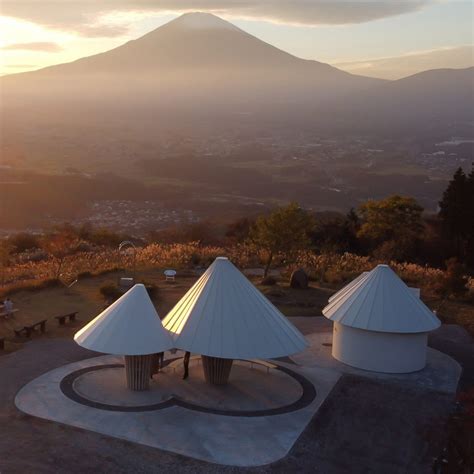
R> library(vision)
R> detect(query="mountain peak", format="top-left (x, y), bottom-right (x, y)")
top-left (170, 12), bottom-right (240, 31)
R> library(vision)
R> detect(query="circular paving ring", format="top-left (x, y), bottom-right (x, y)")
top-left (60, 359), bottom-right (316, 417)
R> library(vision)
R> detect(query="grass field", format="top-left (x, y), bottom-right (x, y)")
top-left (0, 269), bottom-right (196, 352)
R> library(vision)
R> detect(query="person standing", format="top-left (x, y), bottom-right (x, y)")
top-left (157, 351), bottom-right (164, 371)
top-left (182, 351), bottom-right (191, 380)
top-left (150, 351), bottom-right (165, 378)
top-left (3, 298), bottom-right (13, 319)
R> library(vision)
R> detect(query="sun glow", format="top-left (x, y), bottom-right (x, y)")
top-left (0, 16), bottom-right (73, 75)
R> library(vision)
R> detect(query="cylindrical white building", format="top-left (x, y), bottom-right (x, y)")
top-left (323, 265), bottom-right (440, 374)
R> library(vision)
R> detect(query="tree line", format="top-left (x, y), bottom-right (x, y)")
top-left (1, 166), bottom-right (473, 282)
top-left (247, 166), bottom-right (474, 275)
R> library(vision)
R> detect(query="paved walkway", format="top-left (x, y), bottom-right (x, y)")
top-left (72, 359), bottom-right (303, 411)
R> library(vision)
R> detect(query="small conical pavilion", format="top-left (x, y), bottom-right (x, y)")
top-left (322, 264), bottom-right (440, 373)
top-left (163, 257), bottom-right (308, 384)
top-left (75, 284), bottom-right (174, 390)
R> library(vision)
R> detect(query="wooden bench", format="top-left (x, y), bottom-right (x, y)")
top-left (14, 319), bottom-right (47, 338)
top-left (0, 338), bottom-right (4, 350)
top-left (54, 312), bottom-right (78, 326)
top-left (248, 359), bottom-right (277, 374)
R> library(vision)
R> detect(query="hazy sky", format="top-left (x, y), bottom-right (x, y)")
top-left (0, 1), bottom-right (473, 79)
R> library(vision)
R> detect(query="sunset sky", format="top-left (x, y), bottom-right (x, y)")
top-left (0, 1), bottom-right (473, 79)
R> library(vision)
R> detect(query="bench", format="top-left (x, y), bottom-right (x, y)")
top-left (0, 338), bottom-right (4, 350)
top-left (118, 277), bottom-right (134, 290)
top-left (14, 319), bottom-right (47, 338)
top-left (54, 312), bottom-right (78, 326)
top-left (248, 359), bottom-right (277, 374)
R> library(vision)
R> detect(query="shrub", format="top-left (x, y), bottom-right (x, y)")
top-left (99, 283), bottom-right (122, 301)
top-left (1, 242), bottom-right (470, 304)
top-left (9, 232), bottom-right (40, 253)
top-left (190, 253), bottom-right (201, 266)
top-left (140, 281), bottom-right (159, 300)
top-left (0, 278), bottom-right (60, 298)
top-left (87, 228), bottom-right (125, 247)
top-left (77, 271), bottom-right (93, 279)
top-left (442, 258), bottom-right (469, 298)
top-left (261, 276), bottom-right (277, 286)
top-left (263, 287), bottom-right (286, 298)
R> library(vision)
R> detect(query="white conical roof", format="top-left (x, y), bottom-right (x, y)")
top-left (328, 272), bottom-right (370, 303)
top-left (163, 257), bottom-right (308, 359)
top-left (329, 272), bottom-right (421, 304)
top-left (323, 264), bottom-right (440, 333)
top-left (74, 284), bottom-right (174, 355)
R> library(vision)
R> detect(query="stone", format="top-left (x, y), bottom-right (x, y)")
top-left (290, 269), bottom-right (309, 289)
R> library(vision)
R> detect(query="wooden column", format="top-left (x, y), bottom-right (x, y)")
top-left (124, 355), bottom-right (152, 391)
top-left (201, 356), bottom-right (233, 385)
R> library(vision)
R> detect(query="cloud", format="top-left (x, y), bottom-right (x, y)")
top-left (1, 42), bottom-right (63, 52)
top-left (0, 1), bottom-right (432, 36)
top-left (334, 45), bottom-right (474, 79)
top-left (4, 64), bottom-right (38, 68)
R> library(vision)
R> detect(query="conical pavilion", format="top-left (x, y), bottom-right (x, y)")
top-left (323, 264), bottom-right (439, 333)
top-left (322, 264), bottom-right (440, 373)
top-left (75, 284), bottom-right (174, 390)
top-left (163, 257), bottom-right (308, 383)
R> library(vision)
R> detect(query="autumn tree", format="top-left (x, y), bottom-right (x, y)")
top-left (8, 232), bottom-right (40, 253)
top-left (357, 195), bottom-right (424, 261)
top-left (225, 217), bottom-right (253, 245)
top-left (0, 240), bottom-right (14, 287)
top-left (468, 166), bottom-right (474, 267)
top-left (42, 230), bottom-right (80, 280)
top-left (249, 202), bottom-right (314, 277)
top-left (311, 209), bottom-right (359, 254)
top-left (442, 258), bottom-right (469, 298)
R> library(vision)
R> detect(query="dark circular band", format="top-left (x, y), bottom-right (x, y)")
top-left (60, 358), bottom-right (316, 417)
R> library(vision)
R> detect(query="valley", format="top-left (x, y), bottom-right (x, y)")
top-left (0, 12), bottom-right (472, 234)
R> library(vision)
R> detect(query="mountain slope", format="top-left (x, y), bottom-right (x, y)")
top-left (0, 12), bottom-right (472, 168)
top-left (337, 66), bottom-right (474, 135)
top-left (2, 12), bottom-right (380, 107)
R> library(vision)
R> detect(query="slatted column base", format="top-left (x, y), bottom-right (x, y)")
top-left (124, 355), bottom-right (153, 391)
top-left (201, 356), bottom-right (233, 385)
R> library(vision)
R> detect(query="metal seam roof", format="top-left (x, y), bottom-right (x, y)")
top-left (74, 284), bottom-right (174, 355)
top-left (163, 257), bottom-right (308, 358)
top-left (322, 264), bottom-right (440, 333)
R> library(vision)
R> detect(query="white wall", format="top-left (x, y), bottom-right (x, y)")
top-left (332, 322), bottom-right (428, 373)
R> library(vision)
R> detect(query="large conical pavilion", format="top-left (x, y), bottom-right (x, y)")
top-left (75, 284), bottom-right (174, 390)
top-left (322, 264), bottom-right (440, 373)
top-left (163, 257), bottom-right (308, 384)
